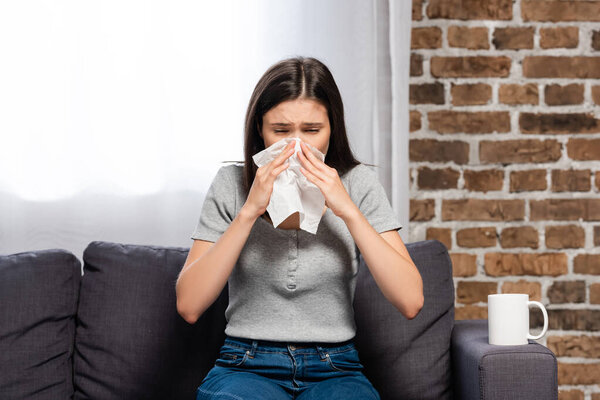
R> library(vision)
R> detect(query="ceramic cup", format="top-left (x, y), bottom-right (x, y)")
top-left (488, 293), bottom-right (548, 345)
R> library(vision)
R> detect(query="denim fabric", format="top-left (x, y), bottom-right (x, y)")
top-left (196, 336), bottom-right (381, 400)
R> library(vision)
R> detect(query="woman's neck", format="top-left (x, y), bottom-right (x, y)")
top-left (263, 205), bottom-right (327, 230)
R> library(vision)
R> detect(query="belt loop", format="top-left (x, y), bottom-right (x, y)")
top-left (315, 345), bottom-right (328, 360)
top-left (249, 340), bottom-right (258, 357)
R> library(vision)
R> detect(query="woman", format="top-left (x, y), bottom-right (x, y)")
top-left (176, 56), bottom-right (424, 400)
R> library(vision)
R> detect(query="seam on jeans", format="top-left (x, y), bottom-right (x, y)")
top-left (369, 384), bottom-right (381, 400)
top-left (197, 387), bottom-right (244, 400)
top-left (325, 346), bottom-right (356, 355)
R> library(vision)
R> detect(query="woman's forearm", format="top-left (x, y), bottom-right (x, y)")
top-left (342, 205), bottom-right (424, 319)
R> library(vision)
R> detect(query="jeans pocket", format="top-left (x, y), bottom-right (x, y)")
top-left (325, 348), bottom-right (364, 372)
top-left (215, 344), bottom-right (249, 367)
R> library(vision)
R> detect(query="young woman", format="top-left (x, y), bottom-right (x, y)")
top-left (176, 56), bottom-right (423, 400)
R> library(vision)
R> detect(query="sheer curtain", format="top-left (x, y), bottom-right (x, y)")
top-left (0, 0), bottom-right (412, 261)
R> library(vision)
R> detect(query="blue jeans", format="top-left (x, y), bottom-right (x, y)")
top-left (196, 335), bottom-right (381, 400)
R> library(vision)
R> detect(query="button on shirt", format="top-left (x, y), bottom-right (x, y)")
top-left (190, 163), bottom-right (402, 343)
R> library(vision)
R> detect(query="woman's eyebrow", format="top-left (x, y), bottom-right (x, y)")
top-left (270, 122), bottom-right (324, 127)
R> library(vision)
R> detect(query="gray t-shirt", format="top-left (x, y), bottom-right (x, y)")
top-left (190, 163), bottom-right (402, 342)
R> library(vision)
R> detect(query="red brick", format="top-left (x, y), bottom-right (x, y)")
top-left (451, 83), bottom-right (492, 106)
top-left (457, 281), bottom-right (498, 304)
top-left (410, 110), bottom-right (422, 132)
top-left (510, 169), bottom-right (547, 192)
top-left (480, 139), bottom-right (562, 164)
top-left (548, 334), bottom-right (600, 358)
top-left (499, 83), bottom-right (539, 105)
top-left (464, 169), bottom-right (504, 192)
top-left (522, 1), bottom-right (600, 22)
top-left (557, 362), bottom-right (600, 385)
top-left (540, 27), bottom-right (579, 49)
top-left (447, 26), bottom-right (489, 49)
top-left (546, 225), bottom-right (586, 249)
top-left (410, 139), bottom-right (469, 164)
top-left (442, 199), bottom-right (524, 221)
top-left (593, 86), bottom-right (600, 106)
top-left (593, 30), bottom-right (600, 51)
top-left (484, 252), bottom-right (568, 276)
top-left (410, 199), bottom-right (435, 221)
top-left (456, 227), bottom-right (497, 248)
top-left (591, 283), bottom-right (600, 304)
top-left (411, 27), bottom-right (442, 49)
top-left (493, 27), bottom-right (534, 50)
top-left (573, 254), bottom-right (600, 275)
top-left (520, 112), bottom-right (600, 134)
top-left (417, 167), bottom-right (459, 189)
top-left (568, 138), bottom-right (600, 161)
top-left (531, 309), bottom-right (600, 331)
top-left (545, 84), bottom-right (584, 105)
top-left (523, 56), bottom-right (600, 79)
top-left (410, 83), bottom-right (445, 104)
top-left (426, 228), bottom-right (452, 250)
top-left (411, 53), bottom-right (423, 76)
top-left (551, 169), bottom-right (591, 192)
top-left (558, 389), bottom-right (584, 400)
top-left (428, 111), bottom-right (510, 134)
top-left (431, 56), bottom-right (511, 78)
top-left (530, 199), bottom-right (600, 221)
top-left (428, 0), bottom-right (512, 20)
top-left (450, 253), bottom-right (477, 277)
top-left (500, 226), bottom-right (539, 249)
top-left (502, 280), bottom-right (542, 301)
top-left (455, 305), bottom-right (487, 320)
top-left (547, 281), bottom-right (586, 304)
top-left (412, 0), bottom-right (423, 21)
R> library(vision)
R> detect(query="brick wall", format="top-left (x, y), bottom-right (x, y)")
top-left (408, 1), bottom-right (600, 398)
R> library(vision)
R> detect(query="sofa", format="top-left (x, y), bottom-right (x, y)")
top-left (0, 239), bottom-right (558, 399)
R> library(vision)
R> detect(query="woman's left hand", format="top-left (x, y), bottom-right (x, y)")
top-left (297, 141), bottom-right (357, 220)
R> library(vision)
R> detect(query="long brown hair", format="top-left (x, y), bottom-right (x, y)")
top-left (224, 56), bottom-right (371, 199)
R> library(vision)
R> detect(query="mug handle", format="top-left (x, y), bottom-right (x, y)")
top-left (527, 301), bottom-right (548, 340)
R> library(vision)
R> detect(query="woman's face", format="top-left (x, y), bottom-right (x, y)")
top-left (260, 98), bottom-right (331, 156)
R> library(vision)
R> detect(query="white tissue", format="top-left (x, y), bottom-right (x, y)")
top-left (252, 137), bottom-right (326, 234)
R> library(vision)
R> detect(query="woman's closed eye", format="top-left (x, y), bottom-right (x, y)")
top-left (274, 129), bottom-right (320, 133)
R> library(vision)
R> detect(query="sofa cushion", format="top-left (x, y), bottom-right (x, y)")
top-left (353, 239), bottom-right (455, 400)
top-left (0, 249), bottom-right (81, 400)
top-left (73, 241), bottom-right (227, 400)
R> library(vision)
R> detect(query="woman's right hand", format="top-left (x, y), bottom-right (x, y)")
top-left (243, 140), bottom-right (296, 219)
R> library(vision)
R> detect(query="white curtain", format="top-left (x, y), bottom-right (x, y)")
top-left (0, 0), bottom-right (412, 261)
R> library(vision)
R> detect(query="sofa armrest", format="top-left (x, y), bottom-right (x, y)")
top-left (451, 319), bottom-right (558, 400)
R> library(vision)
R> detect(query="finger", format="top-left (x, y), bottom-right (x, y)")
top-left (297, 147), bottom-right (328, 182)
top-left (300, 166), bottom-right (324, 189)
top-left (272, 160), bottom-right (290, 175)
top-left (300, 141), bottom-right (329, 173)
top-left (266, 142), bottom-right (295, 173)
top-left (274, 141), bottom-right (296, 164)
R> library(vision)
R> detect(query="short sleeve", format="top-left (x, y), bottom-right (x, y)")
top-left (190, 165), bottom-right (236, 242)
top-left (350, 164), bottom-right (403, 234)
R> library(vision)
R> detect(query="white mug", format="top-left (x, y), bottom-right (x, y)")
top-left (488, 293), bottom-right (548, 345)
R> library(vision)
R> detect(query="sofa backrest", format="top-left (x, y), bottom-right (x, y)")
top-left (0, 238), bottom-right (454, 400)
top-left (354, 239), bottom-right (455, 400)
top-left (0, 249), bottom-right (81, 400)
top-left (73, 241), bottom-right (219, 400)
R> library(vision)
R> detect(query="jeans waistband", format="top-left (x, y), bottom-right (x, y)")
top-left (224, 335), bottom-right (356, 352)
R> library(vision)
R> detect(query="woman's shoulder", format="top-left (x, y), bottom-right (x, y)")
top-left (216, 162), bottom-right (244, 181)
top-left (344, 163), bottom-right (376, 183)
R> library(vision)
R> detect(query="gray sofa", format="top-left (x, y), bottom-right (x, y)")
top-left (0, 239), bottom-right (557, 399)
